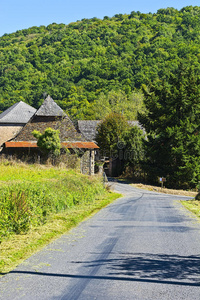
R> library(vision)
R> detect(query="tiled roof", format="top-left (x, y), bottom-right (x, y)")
top-left (78, 120), bottom-right (102, 141)
top-left (5, 141), bottom-right (37, 148)
top-left (12, 96), bottom-right (86, 142)
top-left (0, 101), bottom-right (36, 124)
top-left (5, 141), bottom-right (99, 149)
top-left (36, 95), bottom-right (65, 117)
top-left (62, 142), bottom-right (99, 149)
top-left (13, 116), bottom-right (85, 142)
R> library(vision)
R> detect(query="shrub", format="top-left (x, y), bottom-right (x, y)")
top-left (32, 127), bottom-right (61, 157)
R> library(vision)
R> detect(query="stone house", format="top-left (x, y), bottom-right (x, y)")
top-left (0, 101), bottom-right (36, 149)
top-left (3, 96), bottom-right (98, 175)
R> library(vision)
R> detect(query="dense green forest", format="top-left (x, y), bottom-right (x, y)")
top-left (0, 6), bottom-right (200, 120)
top-left (138, 64), bottom-right (200, 188)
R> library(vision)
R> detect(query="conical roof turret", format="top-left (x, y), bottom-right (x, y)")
top-left (35, 95), bottom-right (65, 117)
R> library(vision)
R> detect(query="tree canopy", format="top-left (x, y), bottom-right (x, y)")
top-left (96, 113), bottom-right (129, 156)
top-left (96, 113), bottom-right (145, 177)
top-left (0, 6), bottom-right (200, 120)
top-left (138, 62), bottom-right (200, 189)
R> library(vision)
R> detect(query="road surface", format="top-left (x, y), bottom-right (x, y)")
top-left (0, 181), bottom-right (200, 300)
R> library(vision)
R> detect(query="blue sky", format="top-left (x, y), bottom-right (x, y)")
top-left (0, 0), bottom-right (199, 37)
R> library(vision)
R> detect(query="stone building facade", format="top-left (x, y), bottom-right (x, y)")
top-left (2, 96), bottom-right (98, 175)
top-left (0, 101), bottom-right (36, 147)
top-left (80, 150), bottom-right (95, 175)
top-left (0, 125), bottom-right (23, 148)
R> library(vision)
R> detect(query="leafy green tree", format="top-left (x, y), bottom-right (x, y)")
top-left (92, 92), bottom-right (111, 119)
top-left (122, 126), bottom-right (145, 167)
top-left (138, 63), bottom-right (200, 188)
top-left (32, 128), bottom-right (61, 157)
top-left (92, 90), bottom-right (144, 120)
top-left (96, 113), bottom-right (129, 156)
top-left (120, 125), bottom-right (145, 180)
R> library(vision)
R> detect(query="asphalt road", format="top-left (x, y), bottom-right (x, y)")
top-left (1, 181), bottom-right (200, 300)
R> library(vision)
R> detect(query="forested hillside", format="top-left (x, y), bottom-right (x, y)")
top-left (0, 6), bottom-right (199, 119)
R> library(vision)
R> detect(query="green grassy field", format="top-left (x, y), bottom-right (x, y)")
top-left (0, 160), bottom-right (120, 273)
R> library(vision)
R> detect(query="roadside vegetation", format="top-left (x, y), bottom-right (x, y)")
top-left (131, 183), bottom-right (197, 197)
top-left (0, 160), bottom-right (120, 273)
top-left (181, 200), bottom-right (200, 220)
top-left (181, 189), bottom-right (200, 221)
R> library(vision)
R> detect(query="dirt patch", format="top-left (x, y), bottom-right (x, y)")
top-left (131, 183), bottom-right (197, 197)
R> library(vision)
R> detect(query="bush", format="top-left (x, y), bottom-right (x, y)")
top-left (32, 127), bottom-right (61, 157)
top-left (195, 192), bottom-right (200, 200)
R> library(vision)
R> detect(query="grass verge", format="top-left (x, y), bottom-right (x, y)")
top-left (0, 190), bottom-right (120, 274)
top-left (0, 160), bottom-right (121, 274)
top-left (131, 183), bottom-right (197, 197)
top-left (181, 200), bottom-right (200, 220)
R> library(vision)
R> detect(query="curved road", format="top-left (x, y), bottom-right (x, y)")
top-left (1, 181), bottom-right (200, 300)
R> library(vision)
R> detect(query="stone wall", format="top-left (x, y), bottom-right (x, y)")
top-left (80, 150), bottom-right (95, 175)
top-left (0, 125), bottom-right (23, 147)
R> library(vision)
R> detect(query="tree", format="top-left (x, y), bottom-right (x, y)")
top-left (32, 128), bottom-right (61, 157)
top-left (92, 90), bottom-right (144, 120)
top-left (96, 113), bottom-right (129, 156)
top-left (96, 113), bottom-right (145, 178)
top-left (122, 126), bottom-right (145, 167)
top-left (120, 125), bottom-right (145, 180)
top-left (138, 63), bottom-right (200, 188)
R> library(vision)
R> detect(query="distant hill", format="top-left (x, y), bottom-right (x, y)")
top-left (0, 6), bottom-right (199, 119)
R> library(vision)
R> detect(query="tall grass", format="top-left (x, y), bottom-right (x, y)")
top-left (0, 161), bottom-right (105, 242)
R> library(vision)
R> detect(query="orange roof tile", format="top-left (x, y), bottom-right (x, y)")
top-left (5, 141), bottom-right (38, 148)
top-left (62, 142), bottom-right (99, 149)
top-left (5, 141), bottom-right (99, 149)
